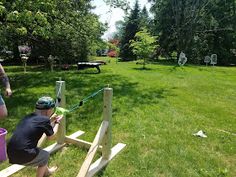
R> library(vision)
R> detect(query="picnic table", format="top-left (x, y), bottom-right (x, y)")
top-left (77, 62), bottom-right (102, 73)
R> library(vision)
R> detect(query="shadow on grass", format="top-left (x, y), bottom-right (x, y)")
top-left (132, 67), bottom-right (152, 71)
top-left (77, 70), bottom-right (100, 74)
top-left (150, 59), bottom-right (177, 66)
top-left (96, 166), bottom-right (107, 177)
top-left (168, 65), bottom-right (188, 73)
top-left (4, 64), bottom-right (81, 73)
top-left (4, 65), bottom-right (51, 73)
top-left (169, 65), bottom-right (178, 72)
top-left (1, 68), bottom-right (176, 137)
top-left (66, 73), bottom-right (176, 132)
top-left (0, 66), bottom-right (178, 175)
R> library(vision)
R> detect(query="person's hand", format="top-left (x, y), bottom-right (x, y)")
top-left (50, 113), bottom-right (58, 119)
top-left (5, 88), bottom-right (12, 97)
top-left (50, 113), bottom-right (59, 123)
top-left (54, 115), bottom-right (63, 124)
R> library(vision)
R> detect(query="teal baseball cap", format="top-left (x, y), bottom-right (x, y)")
top-left (35, 96), bottom-right (55, 110)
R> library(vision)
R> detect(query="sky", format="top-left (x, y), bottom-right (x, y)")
top-left (91, 0), bottom-right (151, 40)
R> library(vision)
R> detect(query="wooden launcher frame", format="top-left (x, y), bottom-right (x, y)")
top-left (0, 81), bottom-right (126, 177)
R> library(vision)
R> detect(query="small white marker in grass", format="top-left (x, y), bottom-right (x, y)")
top-left (193, 130), bottom-right (207, 138)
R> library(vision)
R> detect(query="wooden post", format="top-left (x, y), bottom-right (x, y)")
top-left (56, 81), bottom-right (66, 144)
top-left (77, 121), bottom-right (109, 177)
top-left (101, 87), bottom-right (113, 159)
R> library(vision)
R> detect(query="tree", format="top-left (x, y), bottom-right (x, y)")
top-left (107, 39), bottom-right (120, 61)
top-left (130, 28), bottom-right (158, 69)
top-left (103, 0), bottom-right (130, 13)
top-left (150, 0), bottom-right (236, 65)
top-left (139, 6), bottom-right (151, 31)
top-left (150, 0), bottom-right (208, 58)
top-left (0, 0), bottom-right (105, 63)
top-left (120, 0), bottom-right (140, 61)
top-left (112, 20), bottom-right (126, 41)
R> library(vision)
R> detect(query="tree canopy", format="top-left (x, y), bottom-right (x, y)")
top-left (0, 0), bottom-right (105, 63)
top-left (1, 0), bottom-right (235, 65)
top-left (108, 0), bottom-right (236, 65)
top-left (150, 0), bottom-right (236, 65)
top-left (130, 28), bottom-right (158, 68)
top-left (119, 0), bottom-right (141, 61)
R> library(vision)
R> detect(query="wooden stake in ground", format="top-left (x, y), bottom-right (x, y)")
top-left (56, 81), bottom-right (66, 144)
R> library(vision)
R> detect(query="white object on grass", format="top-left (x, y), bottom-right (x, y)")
top-left (193, 130), bottom-right (207, 138)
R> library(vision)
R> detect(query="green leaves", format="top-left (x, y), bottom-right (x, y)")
top-left (151, 0), bottom-right (236, 65)
top-left (130, 29), bottom-right (158, 59)
top-left (35, 11), bottom-right (48, 26)
top-left (120, 0), bottom-right (141, 60)
top-left (21, 10), bottom-right (34, 24)
top-left (0, 4), bottom-right (6, 17)
top-left (16, 27), bottom-right (27, 35)
top-left (32, 26), bottom-right (50, 39)
top-left (130, 28), bottom-right (158, 68)
top-left (7, 10), bottom-right (19, 21)
top-left (0, 0), bottom-right (104, 62)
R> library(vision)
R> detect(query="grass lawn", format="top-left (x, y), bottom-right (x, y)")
top-left (0, 57), bottom-right (235, 177)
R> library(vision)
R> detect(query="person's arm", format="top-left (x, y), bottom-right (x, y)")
top-left (0, 64), bottom-right (12, 97)
top-left (47, 115), bottom-right (63, 140)
top-left (47, 123), bottom-right (60, 140)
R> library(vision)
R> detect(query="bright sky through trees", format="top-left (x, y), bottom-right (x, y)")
top-left (91, 0), bottom-right (150, 39)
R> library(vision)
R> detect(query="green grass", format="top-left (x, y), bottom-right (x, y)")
top-left (0, 58), bottom-right (236, 177)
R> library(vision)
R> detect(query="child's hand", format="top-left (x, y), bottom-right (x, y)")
top-left (5, 88), bottom-right (12, 97)
top-left (54, 115), bottom-right (63, 124)
top-left (50, 113), bottom-right (58, 121)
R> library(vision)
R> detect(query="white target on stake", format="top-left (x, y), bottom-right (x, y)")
top-left (210, 54), bottom-right (217, 66)
top-left (204, 56), bottom-right (211, 66)
top-left (178, 52), bottom-right (187, 66)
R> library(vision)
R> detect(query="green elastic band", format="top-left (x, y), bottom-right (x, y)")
top-left (55, 107), bottom-right (69, 116)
